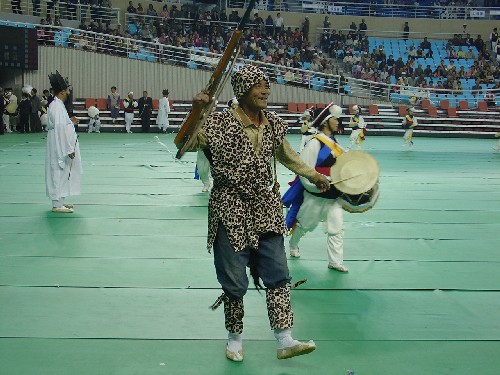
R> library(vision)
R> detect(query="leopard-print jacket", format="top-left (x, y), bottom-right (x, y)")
top-left (204, 108), bottom-right (288, 252)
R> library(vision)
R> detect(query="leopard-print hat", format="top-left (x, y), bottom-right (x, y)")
top-left (231, 64), bottom-right (270, 99)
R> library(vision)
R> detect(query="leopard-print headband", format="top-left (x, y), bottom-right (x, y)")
top-left (231, 65), bottom-right (270, 99)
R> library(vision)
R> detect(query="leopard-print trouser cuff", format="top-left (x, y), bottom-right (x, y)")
top-left (266, 285), bottom-right (294, 330)
top-left (224, 296), bottom-right (244, 334)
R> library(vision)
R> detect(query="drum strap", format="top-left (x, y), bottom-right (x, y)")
top-left (314, 134), bottom-right (343, 158)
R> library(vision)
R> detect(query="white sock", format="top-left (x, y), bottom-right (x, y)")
top-left (227, 332), bottom-right (242, 353)
top-left (274, 329), bottom-right (301, 349)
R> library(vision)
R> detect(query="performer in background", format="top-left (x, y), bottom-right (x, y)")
top-left (45, 71), bottom-right (82, 213)
top-left (347, 104), bottom-right (366, 150)
top-left (138, 90), bottom-right (153, 133)
top-left (298, 107), bottom-right (316, 152)
top-left (123, 92), bottom-right (138, 133)
top-left (107, 86), bottom-right (121, 124)
top-left (156, 89), bottom-right (171, 134)
top-left (30, 88), bottom-right (43, 132)
top-left (0, 87), bottom-right (4, 135)
top-left (283, 104), bottom-right (349, 272)
top-left (3, 88), bottom-right (18, 132)
top-left (194, 99), bottom-right (219, 193)
top-left (18, 86), bottom-right (33, 134)
top-left (402, 107), bottom-right (417, 146)
top-left (178, 65), bottom-right (330, 362)
top-left (87, 106), bottom-right (101, 133)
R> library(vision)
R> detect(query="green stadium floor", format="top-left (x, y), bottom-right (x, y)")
top-left (1, 132), bottom-right (499, 375)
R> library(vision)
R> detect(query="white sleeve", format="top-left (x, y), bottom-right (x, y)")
top-left (133, 101), bottom-right (138, 108)
top-left (298, 138), bottom-right (322, 193)
top-left (123, 100), bottom-right (129, 108)
top-left (358, 116), bottom-right (366, 129)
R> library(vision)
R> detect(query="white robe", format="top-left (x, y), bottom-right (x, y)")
top-left (45, 97), bottom-right (82, 201)
top-left (156, 97), bottom-right (170, 129)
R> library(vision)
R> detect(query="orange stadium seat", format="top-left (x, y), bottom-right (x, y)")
top-left (169, 100), bottom-right (174, 111)
top-left (296, 103), bottom-right (307, 113)
top-left (316, 103), bottom-right (326, 109)
top-left (369, 104), bottom-right (379, 115)
top-left (96, 98), bottom-right (107, 110)
top-left (398, 105), bottom-right (406, 116)
top-left (421, 99), bottom-right (431, 109)
top-left (440, 99), bottom-right (449, 110)
top-left (287, 102), bottom-right (297, 113)
top-left (152, 99), bottom-right (159, 110)
top-left (428, 106), bottom-right (438, 117)
top-left (459, 100), bottom-right (469, 110)
top-left (307, 103), bottom-right (316, 110)
top-left (478, 101), bottom-right (488, 111)
top-left (447, 107), bottom-right (457, 117)
top-left (85, 98), bottom-right (96, 109)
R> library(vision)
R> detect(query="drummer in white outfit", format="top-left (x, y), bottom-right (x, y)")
top-left (287, 104), bottom-right (349, 272)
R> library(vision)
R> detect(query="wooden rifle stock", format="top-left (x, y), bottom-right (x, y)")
top-left (174, 0), bottom-right (256, 159)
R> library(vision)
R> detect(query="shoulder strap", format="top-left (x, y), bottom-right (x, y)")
top-left (314, 134), bottom-right (343, 158)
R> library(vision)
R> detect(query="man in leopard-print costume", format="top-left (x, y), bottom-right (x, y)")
top-left (180, 65), bottom-right (330, 361)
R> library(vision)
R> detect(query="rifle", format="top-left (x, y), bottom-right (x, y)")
top-left (174, 0), bottom-right (257, 159)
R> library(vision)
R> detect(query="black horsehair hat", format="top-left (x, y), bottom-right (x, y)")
top-left (48, 71), bottom-right (69, 94)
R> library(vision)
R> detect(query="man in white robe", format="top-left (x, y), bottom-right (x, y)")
top-left (45, 71), bottom-right (82, 213)
top-left (156, 89), bottom-right (171, 133)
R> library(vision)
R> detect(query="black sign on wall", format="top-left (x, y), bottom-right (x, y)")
top-left (0, 25), bottom-right (38, 70)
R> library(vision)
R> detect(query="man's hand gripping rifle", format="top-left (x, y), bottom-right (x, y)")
top-left (173, 0), bottom-right (256, 159)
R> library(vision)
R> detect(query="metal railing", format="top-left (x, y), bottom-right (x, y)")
top-left (228, 0), bottom-right (500, 20)
top-left (3, 20), bottom-right (499, 107)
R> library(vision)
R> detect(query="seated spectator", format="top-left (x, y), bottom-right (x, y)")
top-left (68, 30), bottom-right (79, 48)
top-left (420, 37), bottom-right (431, 50)
top-left (405, 45), bottom-right (417, 57)
top-left (465, 46), bottom-right (475, 59)
top-left (484, 90), bottom-right (495, 107)
top-left (147, 4), bottom-right (157, 17)
top-left (452, 79), bottom-right (463, 95)
top-left (424, 64), bottom-right (433, 77)
top-left (447, 46), bottom-right (457, 58)
top-left (160, 5), bottom-right (169, 20)
top-left (456, 46), bottom-right (466, 59)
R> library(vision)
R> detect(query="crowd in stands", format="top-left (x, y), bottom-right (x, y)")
top-left (313, 18), bottom-right (500, 98)
top-left (11, 0), bottom-right (116, 22)
top-left (7, 0), bottom-right (499, 101)
top-left (33, 3), bottom-right (344, 90)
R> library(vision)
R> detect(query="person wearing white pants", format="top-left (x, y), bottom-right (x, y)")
top-left (87, 106), bottom-right (101, 133)
top-left (285, 104), bottom-right (349, 272)
top-left (196, 150), bottom-right (212, 192)
top-left (123, 92), bottom-right (138, 133)
top-left (156, 89), bottom-right (171, 133)
top-left (402, 107), bottom-right (417, 146)
top-left (347, 104), bottom-right (366, 150)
